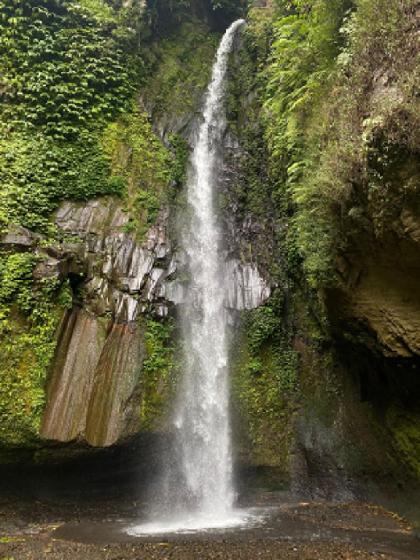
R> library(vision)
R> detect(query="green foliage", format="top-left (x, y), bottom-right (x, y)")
top-left (140, 318), bottom-right (175, 428)
top-left (247, 305), bottom-right (280, 354)
top-left (245, 295), bottom-right (299, 393)
top-left (102, 105), bottom-right (173, 237)
top-left (78, 0), bottom-right (115, 23)
top-left (0, 0), bottom-right (148, 233)
top-left (142, 21), bottom-right (219, 119)
top-left (210, 0), bottom-right (247, 17)
top-left (0, 253), bottom-right (72, 445)
top-left (337, 0), bottom-right (419, 237)
top-left (0, 0), bottom-right (134, 139)
top-left (147, 0), bottom-right (245, 29)
top-left (232, 293), bottom-right (299, 464)
top-left (103, 106), bottom-right (171, 190)
top-left (0, 0), bottom-right (175, 237)
top-left (263, 0), bottom-right (419, 287)
top-left (168, 133), bottom-right (190, 187)
top-left (264, 0), bottom-right (351, 286)
top-left (0, 130), bottom-right (123, 231)
top-left (0, 252), bottom-right (35, 313)
top-left (0, 1), bottom-right (219, 238)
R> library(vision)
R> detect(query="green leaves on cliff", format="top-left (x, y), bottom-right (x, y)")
top-left (0, 0), bottom-right (134, 138)
top-left (141, 21), bottom-right (218, 118)
top-left (263, 0), bottom-right (351, 286)
top-left (0, 131), bottom-right (125, 231)
top-left (232, 293), bottom-right (298, 465)
top-left (262, 0), bottom-right (419, 287)
top-left (102, 106), bottom-right (175, 238)
top-left (0, 253), bottom-right (34, 310)
top-left (245, 295), bottom-right (298, 393)
top-left (0, 0), bottom-right (148, 233)
top-left (105, 107), bottom-right (171, 187)
top-left (0, 1), bottom-right (212, 236)
top-left (338, 0), bottom-right (420, 237)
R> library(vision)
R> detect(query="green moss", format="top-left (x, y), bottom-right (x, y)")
top-left (262, 0), bottom-right (418, 288)
top-left (387, 406), bottom-right (420, 478)
top-left (139, 318), bottom-right (176, 430)
top-left (102, 105), bottom-right (173, 238)
top-left (167, 133), bottom-right (190, 188)
top-left (0, 254), bottom-right (73, 445)
top-left (142, 21), bottom-right (219, 120)
top-left (232, 294), bottom-right (299, 468)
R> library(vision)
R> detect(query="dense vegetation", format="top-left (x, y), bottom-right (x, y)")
top-left (260, 0), bottom-right (419, 287)
top-left (222, 0), bottom-right (419, 482)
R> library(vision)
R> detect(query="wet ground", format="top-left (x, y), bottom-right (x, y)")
top-left (1, 496), bottom-right (419, 559)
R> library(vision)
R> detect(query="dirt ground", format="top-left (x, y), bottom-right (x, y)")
top-left (0, 536), bottom-right (400, 560)
top-left (0, 498), bottom-right (419, 560)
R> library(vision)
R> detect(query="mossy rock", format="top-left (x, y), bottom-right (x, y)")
top-left (387, 406), bottom-right (420, 479)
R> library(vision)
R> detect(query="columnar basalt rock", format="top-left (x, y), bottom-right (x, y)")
top-left (84, 322), bottom-right (145, 447)
top-left (41, 309), bottom-right (146, 447)
top-left (55, 199), bottom-right (173, 322)
top-left (40, 310), bottom-right (107, 443)
top-left (37, 194), bottom-right (271, 448)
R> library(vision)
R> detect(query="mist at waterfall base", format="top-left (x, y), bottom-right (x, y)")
top-left (127, 19), bottom-right (263, 536)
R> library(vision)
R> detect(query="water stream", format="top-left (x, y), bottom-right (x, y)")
top-left (128, 19), bottom-right (249, 535)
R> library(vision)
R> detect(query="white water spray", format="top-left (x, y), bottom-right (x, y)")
top-left (128, 19), bottom-right (250, 535)
top-left (173, 17), bottom-right (246, 516)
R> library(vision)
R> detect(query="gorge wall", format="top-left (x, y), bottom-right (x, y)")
top-left (0, 0), bottom-right (419, 503)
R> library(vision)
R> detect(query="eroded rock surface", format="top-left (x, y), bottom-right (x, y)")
top-left (53, 198), bottom-right (271, 321)
top-left (41, 310), bottom-right (106, 443)
top-left (41, 310), bottom-right (145, 447)
top-left (331, 233), bottom-right (420, 359)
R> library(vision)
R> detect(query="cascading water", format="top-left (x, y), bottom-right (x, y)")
top-left (128, 19), bottom-right (255, 535)
top-left (172, 17), bottom-right (246, 518)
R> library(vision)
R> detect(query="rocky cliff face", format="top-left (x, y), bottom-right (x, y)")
top-left (33, 187), bottom-right (270, 447)
top-left (30, 62), bottom-right (271, 448)
top-left (321, 16), bottom-right (420, 484)
top-left (220, 0), bottom-right (420, 496)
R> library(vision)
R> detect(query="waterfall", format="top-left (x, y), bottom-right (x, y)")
top-left (173, 17), bottom-right (246, 517)
top-left (128, 19), bottom-right (248, 535)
